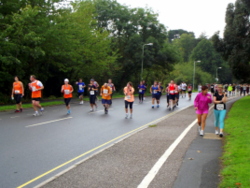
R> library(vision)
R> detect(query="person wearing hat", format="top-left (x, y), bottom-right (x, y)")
top-left (213, 84), bottom-right (227, 137)
top-left (61, 78), bottom-right (74, 115)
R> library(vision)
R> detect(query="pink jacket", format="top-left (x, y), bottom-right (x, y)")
top-left (194, 93), bottom-right (212, 112)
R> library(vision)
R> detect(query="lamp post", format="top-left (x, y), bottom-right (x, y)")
top-left (216, 67), bottom-right (222, 82)
top-left (141, 43), bottom-right (153, 80)
top-left (193, 60), bottom-right (201, 89)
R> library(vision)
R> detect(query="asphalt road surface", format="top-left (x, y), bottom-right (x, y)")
top-left (0, 94), bottom-right (196, 188)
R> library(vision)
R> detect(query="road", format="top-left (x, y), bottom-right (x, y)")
top-left (0, 94), bottom-right (195, 188)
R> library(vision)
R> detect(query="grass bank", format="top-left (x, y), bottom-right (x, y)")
top-left (219, 96), bottom-right (250, 188)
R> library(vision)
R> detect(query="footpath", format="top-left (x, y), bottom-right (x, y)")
top-left (36, 97), bottom-right (239, 188)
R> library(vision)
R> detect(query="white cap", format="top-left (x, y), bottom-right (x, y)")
top-left (64, 78), bottom-right (69, 82)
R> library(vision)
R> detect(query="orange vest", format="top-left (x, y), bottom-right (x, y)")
top-left (124, 87), bottom-right (135, 102)
top-left (63, 84), bottom-right (73, 98)
top-left (13, 81), bottom-right (23, 94)
top-left (101, 86), bottom-right (112, 100)
top-left (31, 80), bottom-right (42, 98)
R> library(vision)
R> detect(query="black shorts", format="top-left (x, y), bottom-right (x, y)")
top-left (169, 94), bottom-right (175, 100)
top-left (32, 98), bottom-right (41, 101)
top-left (78, 92), bottom-right (84, 97)
top-left (64, 98), bottom-right (71, 106)
top-left (152, 94), bottom-right (160, 100)
top-left (14, 94), bottom-right (22, 104)
top-left (211, 89), bottom-right (214, 93)
top-left (188, 91), bottom-right (192, 94)
top-left (182, 90), bottom-right (186, 92)
top-left (89, 95), bottom-right (96, 104)
top-left (125, 100), bottom-right (133, 109)
top-left (175, 93), bottom-right (179, 99)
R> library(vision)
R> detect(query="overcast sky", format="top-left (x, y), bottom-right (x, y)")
top-left (116, 0), bottom-right (236, 38)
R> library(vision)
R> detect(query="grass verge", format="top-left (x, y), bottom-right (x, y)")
top-left (219, 96), bottom-right (250, 188)
top-left (0, 93), bottom-right (139, 112)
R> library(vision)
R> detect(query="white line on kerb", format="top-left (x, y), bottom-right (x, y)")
top-left (137, 119), bottom-right (198, 188)
top-left (26, 117), bottom-right (73, 128)
top-left (137, 105), bottom-right (214, 188)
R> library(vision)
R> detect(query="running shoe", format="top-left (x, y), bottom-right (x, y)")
top-left (14, 110), bottom-right (20, 113)
top-left (157, 105), bottom-right (160, 108)
top-left (33, 112), bottom-right (39, 116)
top-left (20, 108), bottom-right (23, 112)
top-left (80, 101), bottom-right (84, 105)
top-left (125, 114), bottom-right (128, 119)
top-left (90, 109), bottom-right (94, 112)
top-left (200, 130), bottom-right (204, 136)
top-left (130, 114), bottom-right (133, 119)
top-left (40, 108), bottom-right (44, 114)
top-left (219, 133), bottom-right (223, 137)
top-left (152, 106), bottom-right (154, 109)
top-left (215, 130), bottom-right (219, 135)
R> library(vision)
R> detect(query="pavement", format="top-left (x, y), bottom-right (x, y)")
top-left (36, 96), bottom-right (240, 188)
top-left (0, 94), bottom-right (197, 188)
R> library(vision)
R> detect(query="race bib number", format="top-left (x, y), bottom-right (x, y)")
top-left (103, 89), bottom-right (108, 94)
top-left (15, 90), bottom-right (20, 94)
top-left (64, 90), bottom-right (70, 94)
top-left (188, 88), bottom-right (191, 91)
top-left (211, 86), bottom-right (214, 89)
top-left (126, 95), bottom-right (131, 100)
top-left (170, 90), bottom-right (175, 94)
top-left (90, 91), bottom-right (95, 95)
top-left (32, 87), bottom-right (36, 92)
top-left (139, 89), bottom-right (142, 93)
top-left (79, 85), bottom-right (83, 90)
top-left (153, 90), bottom-right (157, 94)
top-left (216, 104), bottom-right (224, 111)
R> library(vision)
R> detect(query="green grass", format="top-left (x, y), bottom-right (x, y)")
top-left (149, 124), bottom-right (157, 128)
top-left (219, 96), bottom-right (250, 188)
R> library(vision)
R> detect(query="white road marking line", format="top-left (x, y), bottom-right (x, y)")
top-left (137, 105), bottom-right (214, 188)
top-left (25, 117), bottom-right (73, 128)
top-left (11, 116), bottom-right (20, 119)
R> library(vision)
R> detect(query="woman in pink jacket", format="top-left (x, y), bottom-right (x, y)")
top-left (194, 85), bottom-right (212, 136)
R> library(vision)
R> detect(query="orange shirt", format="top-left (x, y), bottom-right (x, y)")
top-left (101, 86), bottom-right (112, 100)
top-left (13, 81), bottom-right (23, 94)
top-left (124, 86), bottom-right (134, 102)
top-left (62, 84), bottom-right (73, 98)
top-left (30, 80), bottom-right (43, 98)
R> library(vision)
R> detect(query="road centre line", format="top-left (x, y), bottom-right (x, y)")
top-left (25, 117), bottom-right (73, 128)
top-left (17, 105), bottom-right (193, 188)
top-left (137, 106), bottom-right (214, 188)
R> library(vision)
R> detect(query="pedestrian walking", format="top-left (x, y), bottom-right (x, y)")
top-left (194, 85), bottom-right (212, 136)
top-left (11, 76), bottom-right (24, 113)
top-left (61, 79), bottom-right (73, 115)
top-left (213, 84), bottom-right (227, 137)
top-left (124, 82), bottom-right (134, 119)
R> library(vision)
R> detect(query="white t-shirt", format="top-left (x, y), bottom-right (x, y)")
top-left (181, 83), bottom-right (187, 90)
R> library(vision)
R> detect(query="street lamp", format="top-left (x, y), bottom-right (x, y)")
top-left (193, 60), bottom-right (201, 89)
top-left (141, 43), bottom-right (153, 80)
top-left (216, 67), bottom-right (222, 82)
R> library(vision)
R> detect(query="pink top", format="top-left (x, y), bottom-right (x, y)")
top-left (194, 93), bottom-right (212, 112)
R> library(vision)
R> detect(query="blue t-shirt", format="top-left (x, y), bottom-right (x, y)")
top-left (138, 84), bottom-right (146, 94)
top-left (151, 85), bottom-right (159, 95)
top-left (77, 82), bottom-right (85, 93)
top-left (158, 86), bottom-right (163, 94)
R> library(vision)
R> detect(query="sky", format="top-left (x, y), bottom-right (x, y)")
top-left (116, 0), bottom-right (236, 38)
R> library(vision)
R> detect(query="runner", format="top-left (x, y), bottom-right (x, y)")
top-left (107, 79), bottom-right (116, 105)
top-left (181, 82), bottom-right (187, 98)
top-left (175, 84), bottom-right (181, 106)
top-left (138, 81), bottom-right (146, 103)
top-left (232, 84), bottom-right (236, 96)
top-left (76, 78), bottom-right (85, 104)
top-left (242, 84), bottom-right (247, 96)
top-left (157, 82), bottom-right (164, 107)
top-left (213, 84), bottom-right (227, 137)
top-left (93, 79), bottom-right (99, 102)
top-left (28, 75), bottom-right (44, 116)
top-left (124, 82), bottom-right (135, 119)
top-left (165, 85), bottom-right (170, 107)
top-left (224, 84), bottom-right (228, 93)
top-left (167, 80), bottom-right (177, 110)
top-left (142, 80), bottom-right (148, 100)
top-left (210, 83), bottom-right (215, 94)
top-left (194, 85), bottom-right (212, 136)
top-left (198, 84), bottom-right (202, 93)
top-left (88, 79), bottom-right (98, 112)
top-left (61, 79), bottom-right (74, 115)
top-left (100, 83), bottom-right (112, 114)
top-left (227, 84), bottom-right (233, 97)
top-left (187, 84), bottom-right (193, 101)
top-left (150, 81), bottom-right (160, 108)
top-left (11, 76), bottom-right (24, 113)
